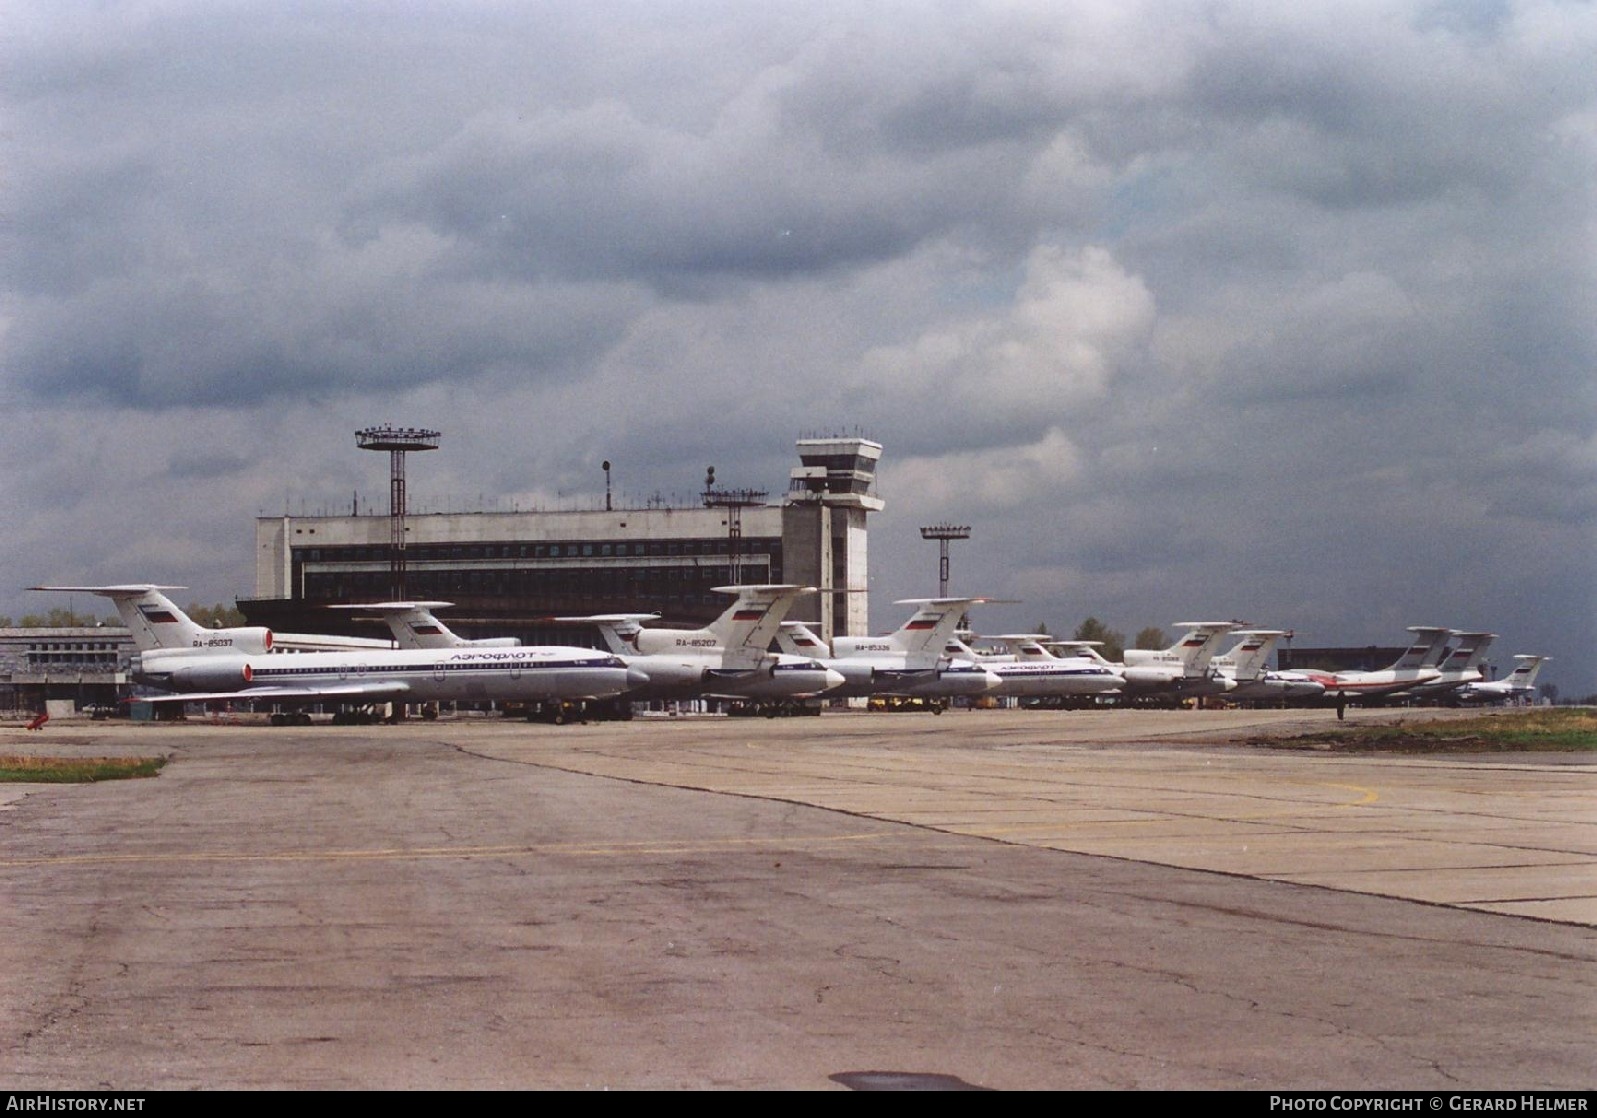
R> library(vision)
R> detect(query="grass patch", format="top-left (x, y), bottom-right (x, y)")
top-left (1268, 708), bottom-right (1597, 753)
top-left (0, 755), bottom-right (167, 783)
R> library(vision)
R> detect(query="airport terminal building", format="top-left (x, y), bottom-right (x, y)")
top-left (241, 437), bottom-right (884, 646)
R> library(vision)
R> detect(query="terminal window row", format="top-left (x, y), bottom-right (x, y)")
top-left (298, 538), bottom-right (782, 563)
top-left (300, 563), bottom-right (778, 600)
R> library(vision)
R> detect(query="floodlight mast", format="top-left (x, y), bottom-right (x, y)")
top-left (919, 523), bottom-right (971, 597)
top-left (356, 426), bottom-right (441, 599)
top-left (702, 466), bottom-right (768, 585)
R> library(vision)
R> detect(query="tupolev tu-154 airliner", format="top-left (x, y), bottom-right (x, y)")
top-left (31, 585), bottom-right (642, 714)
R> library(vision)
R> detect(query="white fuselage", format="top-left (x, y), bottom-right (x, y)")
top-left (1407, 668), bottom-right (1486, 698)
top-left (1119, 655), bottom-right (1235, 697)
top-left (1312, 667), bottom-right (1443, 697)
top-left (825, 656), bottom-right (1001, 700)
top-left (1455, 679), bottom-right (1536, 704)
top-left (984, 659), bottom-right (1124, 698)
top-left (133, 645), bottom-right (638, 704)
top-left (1223, 672), bottom-right (1327, 702)
top-left (617, 651), bottom-right (842, 701)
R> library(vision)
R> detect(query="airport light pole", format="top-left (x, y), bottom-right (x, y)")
top-left (357, 425), bottom-right (441, 600)
top-left (920, 523), bottom-right (971, 598)
top-left (702, 467), bottom-right (768, 585)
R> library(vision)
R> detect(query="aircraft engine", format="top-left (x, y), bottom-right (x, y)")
top-left (631, 630), bottom-right (675, 656)
top-left (1120, 666), bottom-right (1175, 686)
top-left (185, 627), bottom-right (273, 655)
top-left (160, 657), bottom-right (255, 692)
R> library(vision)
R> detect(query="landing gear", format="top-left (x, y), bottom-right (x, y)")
top-left (725, 700), bottom-right (824, 718)
top-left (331, 709), bottom-right (380, 725)
top-left (526, 701), bottom-right (590, 725)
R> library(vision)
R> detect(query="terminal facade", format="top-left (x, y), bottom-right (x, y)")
top-left (241, 437), bottom-right (884, 646)
top-left (0, 627), bottom-right (128, 716)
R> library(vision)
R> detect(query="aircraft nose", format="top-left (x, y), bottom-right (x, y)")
top-left (625, 666), bottom-right (651, 690)
top-left (823, 667), bottom-right (846, 691)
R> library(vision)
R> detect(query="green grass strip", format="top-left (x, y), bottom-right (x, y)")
top-left (1286, 708), bottom-right (1597, 752)
top-left (0, 755), bottom-right (168, 783)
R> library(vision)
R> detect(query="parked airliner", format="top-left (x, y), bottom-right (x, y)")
top-left (777, 598), bottom-right (1002, 703)
top-left (1456, 655), bottom-right (1549, 704)
top-left (31, 586), bottom-right (640, 713)
top-left (1210, 630), bottom-right (1326, 703)
top-left (949, 634), bottom-right (1124, 701)
top-left (1296, 626), bottom-right (1450, 702)
top-left (1047, 623), bottom-right (1240, 702)
top-left (558, 585), bottom-right (842, 703)
top-left (1408, 630), bottom-right (1496, 700)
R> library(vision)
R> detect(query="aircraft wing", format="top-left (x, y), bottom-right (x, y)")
top-left (131, 681), bottom-right (414, 704)
top-left (869, 668), bottom-right (936, 684)
top-left (270, 632), bottom-right (398, 652)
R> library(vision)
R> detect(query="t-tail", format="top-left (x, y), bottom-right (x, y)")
top-left (980, 635), bottom-right (1057, 662)
top-left (1044, 640), bottom-right (1117, 668)
top-left (1388, 627), bottom-right (1453, 671)
top-left (1214, 630), bottom-right (1287, 682)
top-left (29, 585), bottom-right (274, 656)
top-left (1438, 630), bottom-right (1496, 675)
top-left (334, 602), bottom-right (522, 649)
top-left (1503, 654), bottom-right (1549, 688)
top-left (776, 620), bottom-right (831, 658)
top-left (586, 586), bottom-right (814, 661)
top-left (1123, 622), bottom-right (1241, 675)
top-left (832, 598), bottom-right (993, 664)
top-left (687, 585), bottom-right (815, 657)
top-left (552, 614), bottom-right (659, 655)
top-left (1459, 654), bottom-right (1549, 702)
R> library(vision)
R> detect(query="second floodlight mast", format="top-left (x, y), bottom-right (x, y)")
top-left (356, 425), bottom-right (441, 600)
top-left (920, 523), bottom-right (971, 598)
top-left (702, 466), bottom-right (769, 586)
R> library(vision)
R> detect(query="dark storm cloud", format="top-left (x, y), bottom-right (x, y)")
top-left (353, 103), bottom-right (930, 287)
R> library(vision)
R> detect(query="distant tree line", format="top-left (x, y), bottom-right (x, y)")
top-left (0, 603), bottom-right (244, 629)
top-left (1064, 618), bottom-right (1168, 662)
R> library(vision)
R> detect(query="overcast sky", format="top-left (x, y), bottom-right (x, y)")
top-left (3, 1), bottom-right (1593, 694)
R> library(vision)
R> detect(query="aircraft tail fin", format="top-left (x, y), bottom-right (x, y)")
top-left (1504, 654), bottom-right (1549, 686)
top-left (983, 634), bottom-right (1056, 661)
top-left (1390, 627), bottom-right (1452, 671)
top-left (333, 602), bottom-right (521, 649)
top-left (1168, 622), bottom-right (1241, 675)
top-left (554, 614), bottom-right (659, 656)
top-left (699, 585), bottom-right (815, 656)
top-left (1439, 630), bottom-right (1496, 673)
top-left (1047, 640), bottom-right (1116, 667)
top-left (29, 585), bottom-right (273, 655)
top-left (776, 621), bottom-right (830, 658)
top-left (886, 598), bottom-right (994, 659)
top-left (1217, 630), bottom-right (1286, 682)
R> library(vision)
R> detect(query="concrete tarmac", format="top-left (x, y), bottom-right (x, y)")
top-left (1, 708), bottom-right (1593, 1090)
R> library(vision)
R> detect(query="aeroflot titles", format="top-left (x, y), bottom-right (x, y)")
top-left (442, 649), bottom-right (581, 662)
top-left (246, 648), bottom-right (600, 664)
top-left (245, 654), bottom-right (616, 679)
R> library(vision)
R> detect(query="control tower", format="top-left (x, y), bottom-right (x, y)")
top-left (783, 436), bottom-right (884, 639)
